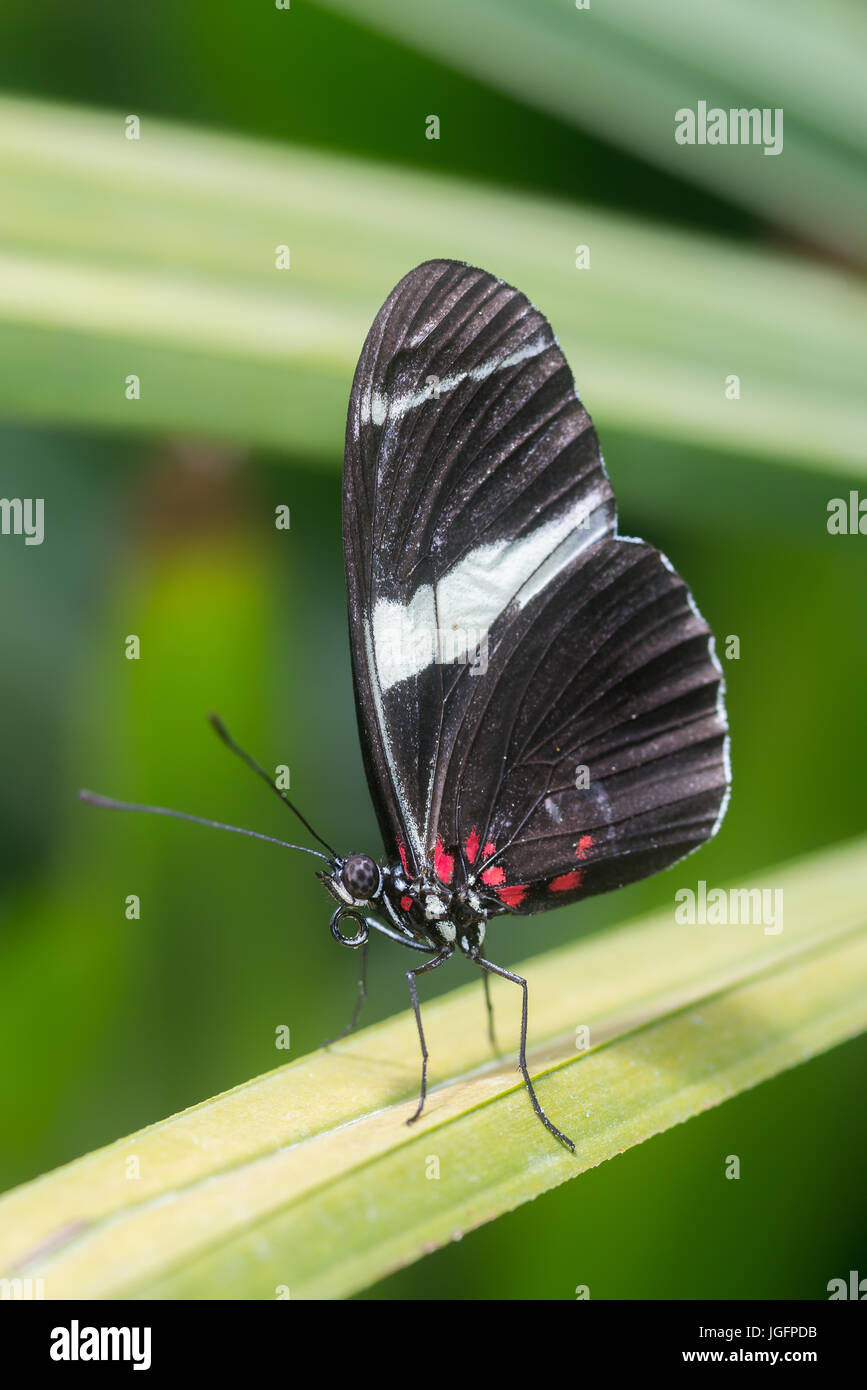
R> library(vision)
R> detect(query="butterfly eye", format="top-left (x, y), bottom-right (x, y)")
top-left (342, 853), bottom-right (380, 900)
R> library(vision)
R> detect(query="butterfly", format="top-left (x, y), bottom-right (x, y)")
top-left (82, 260), bottom-right (731, 1151)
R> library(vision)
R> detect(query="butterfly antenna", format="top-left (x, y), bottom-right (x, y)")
top-left (208, 713), bottom-right (338, 858)
top-left (77, 790), bottom-right (331, 861)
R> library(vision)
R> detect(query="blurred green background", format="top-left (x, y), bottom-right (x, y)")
top-left (0, 0), bottom-right (865, 1299)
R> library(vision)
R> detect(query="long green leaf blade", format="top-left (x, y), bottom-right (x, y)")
top-left (0, 97), bottom-right (864, 473)
top-left (316, 0), bottom-right (867, 261)
top-left (1, 834), bottom-right (865, 1299)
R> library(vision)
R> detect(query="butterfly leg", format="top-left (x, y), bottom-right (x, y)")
top-left (476, 955), bottom-right (575, 1153)
top-left (482, 967), bottom-right (498, 1052)
top-left (322, 939), bottom-right (368, 1047)
top-left (405, 947), bottom-right (454, 1125)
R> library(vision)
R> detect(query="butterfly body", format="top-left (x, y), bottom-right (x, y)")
top-left (83, 258), bottom-right (730, 1155)
top-left (331, 258), bottom-right (730, 1147)
top-left (320, 847), bottom-right (493, 955)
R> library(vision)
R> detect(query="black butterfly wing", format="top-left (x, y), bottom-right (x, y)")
top-left (343, 259), bottom-right (729, 898)
top-left (437, 536), bottom-right (729, 913)
top-left (343, 258), bottom-right (615, 873)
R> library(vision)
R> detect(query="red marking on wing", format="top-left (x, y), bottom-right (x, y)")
top-left (434, 837), bottom-right (454, 885)
top-left (481, 864), bottom-right (505, 886)
top-left (549, 869), bottom-right (585, 893)
top-left (400, 895), bottom-right (413, 912)
top-left (497, 883), bottom-right (528, 907)
top-left (464, 826), bottom-right (480, 864)
top-left (482, 840), bottom-right (497, 860)
top-left (397, 841), bottom-right (409, 875)
top-left (576, 834), bottom-right (594, 860)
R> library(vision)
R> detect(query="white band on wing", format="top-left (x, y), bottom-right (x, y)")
top-left (372, 488), bottom-right (610, 692)
top-left (368, 334), bottom-right (550, 427)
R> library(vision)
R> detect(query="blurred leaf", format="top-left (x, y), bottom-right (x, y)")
top-left (316, 0), bottom-right (867, 262)
top-left (1, 833), bottom-right (865, 1299)
top-left (0, 96), bottom-right (864, 475)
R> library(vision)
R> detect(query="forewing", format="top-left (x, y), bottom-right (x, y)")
top-left (343, 259), bottom-right (614, 871)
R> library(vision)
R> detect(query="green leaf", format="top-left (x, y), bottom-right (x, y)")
top-left (315, 0), bottom-right (867, 261)
top-left (0, 96), bottom-right (864, 474)
top-left (1, 834), bottom-right (865, 1299)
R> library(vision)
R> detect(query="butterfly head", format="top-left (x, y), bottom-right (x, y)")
top-left (319, 851), bottom-right (383, 909)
